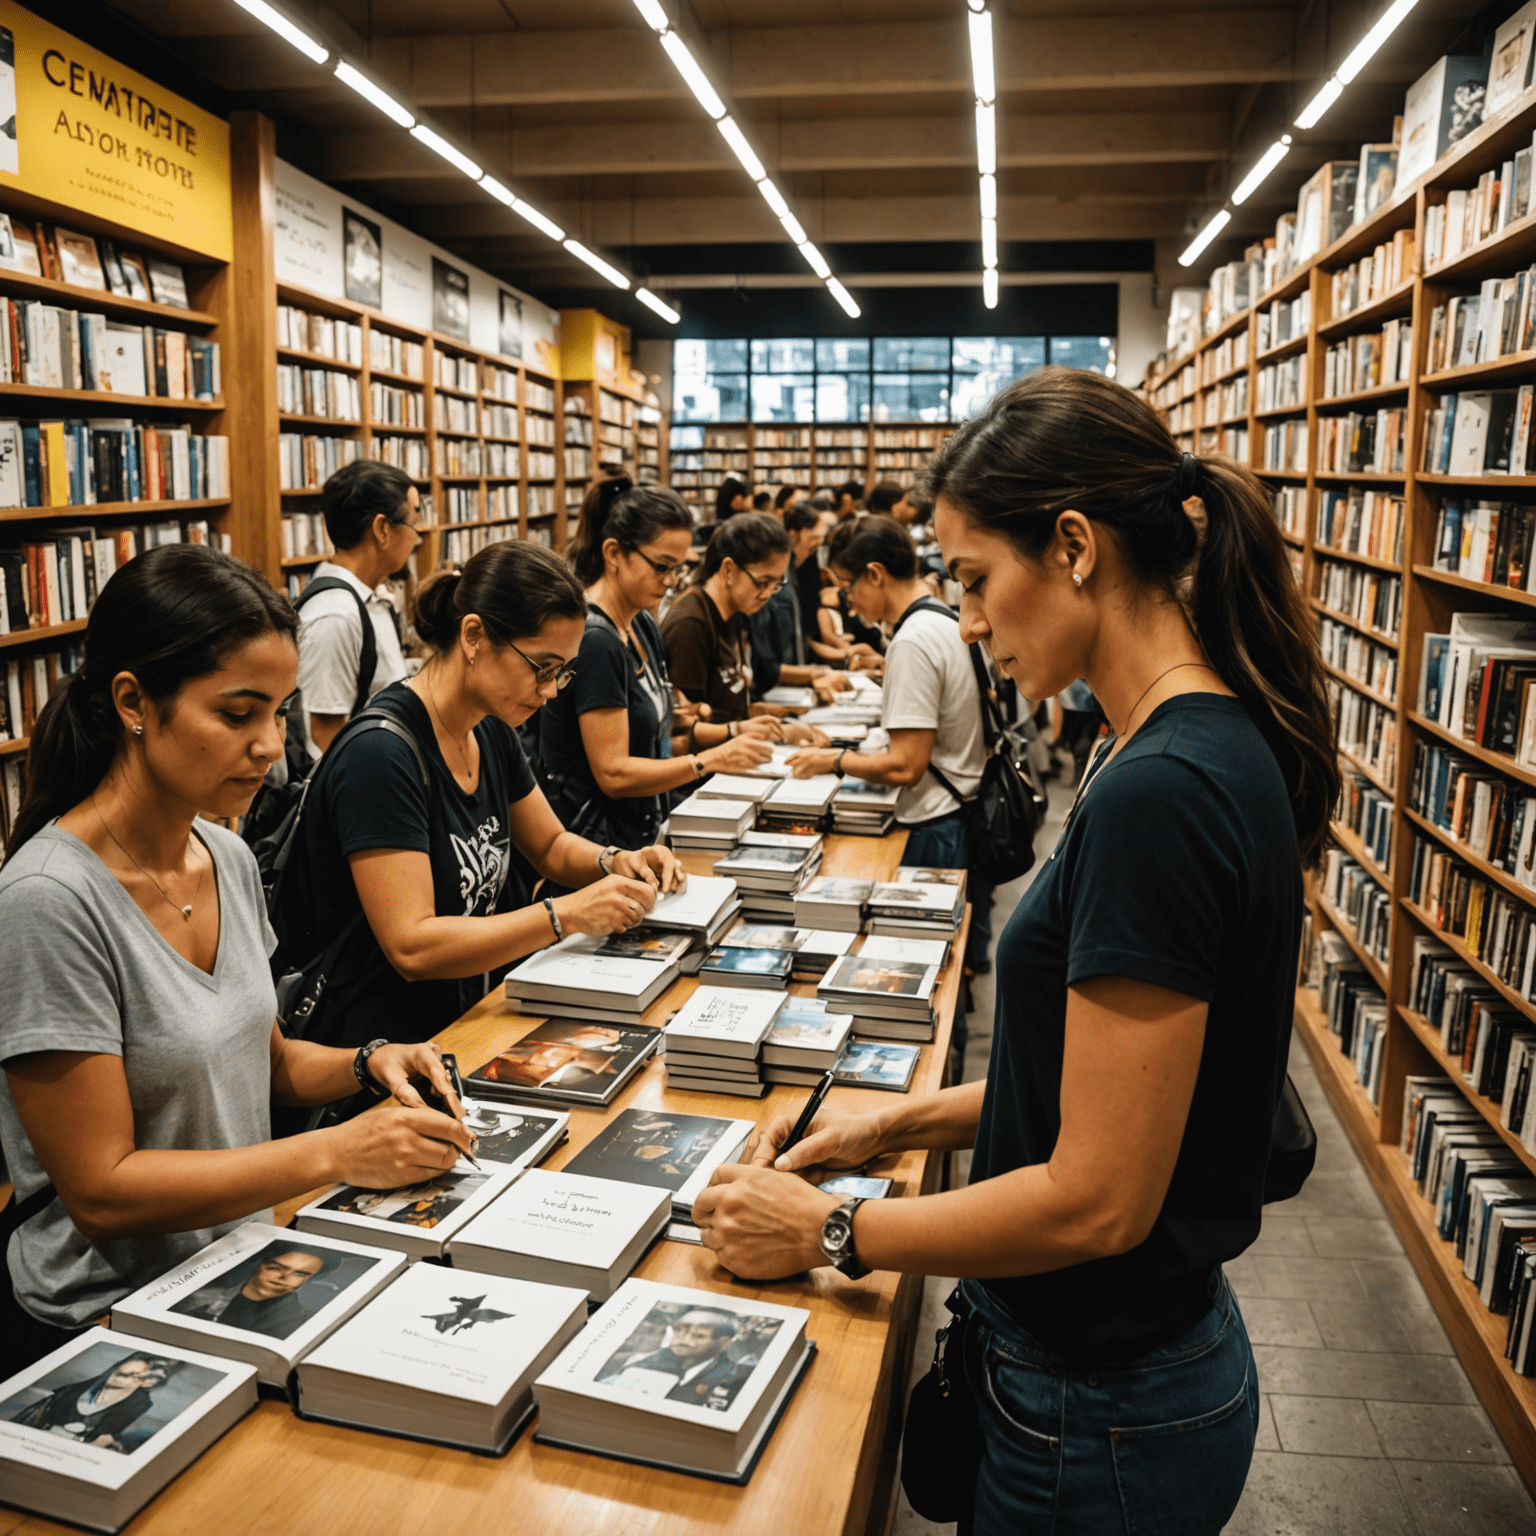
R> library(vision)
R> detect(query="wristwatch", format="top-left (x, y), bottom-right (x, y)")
top-left (353, 1038), bottom-right (391, 1099)
top-left (596, 845), bottom-right (620, 876)
top-left (818, 1196), bottom-right (870, 1279)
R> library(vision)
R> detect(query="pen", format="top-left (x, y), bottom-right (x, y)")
top-left (440, 1054), bottom-right (482, 1169)
top-left (778, 1070), bottom-right (836, 1159)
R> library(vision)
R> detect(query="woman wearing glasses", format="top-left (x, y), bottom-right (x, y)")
top-left (298, 540), bottom-right (685, 1050)
top-left (537, 480), bottom-right (777, 852)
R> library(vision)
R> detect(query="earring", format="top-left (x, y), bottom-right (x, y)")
top-left (133, 724), bottom-right (144, 736)
top-left (1072, 572), bottom-right (1083, 588)
top-left (469, 653), bottom-right (477, 667)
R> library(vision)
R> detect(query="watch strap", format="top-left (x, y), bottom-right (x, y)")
top-left (353, 1038), bottom-right (391, 1098)
top-left (822, 1195), bottom-right (870, 1279)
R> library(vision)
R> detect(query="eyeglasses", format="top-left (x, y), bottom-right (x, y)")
top-left (508, 638), bottom-right (578, 690)
top-left (631, 549), bottom-right (689, 587)
top-left (742, 568), bottom-right (788, 596)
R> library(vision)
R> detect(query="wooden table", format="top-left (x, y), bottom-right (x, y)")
top-left (4, 831), bottom-right (972, 1536)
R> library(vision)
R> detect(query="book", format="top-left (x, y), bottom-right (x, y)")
top-left (1487, 2), bottom-right (1536, 120)
top-left (662, 1070), bottom-right (770, 1099)
top-left (293, 1264), bottom-right (587, 1454)
top-left (1399, 55), bottom-right (1491, 188)
top-left (794, 876), bottom-right (873, 932)
top-left (695, 773), bottom-right (772, 804)
top-left (110, 1223), bottom-right (407, 1386)
top-left (699, 944), bottom-right (794, 988)
top-left (466, 1017), bottom-right (660, 1108)
top-left (504, 943), bottom-right (678, 1017)
top-left (663, 984), bottom-right (787, 1059)
top-left (832, 1039), bottom-right (922, 1091)
top-left (857, 933), bottom-right (952, 970)
top-left (867, 879), bottom-right (964, 928)
top-left (533, 1278), bottom-right (814, 1482)
top-left (593, 929), bottom-right (694, 966)
top-left (639, 874), bottom-right (741, 935)
top-left (0, 1332), bottom-right (257, 1533)
top-left (818, 952), bottom-right (938, 1039)
top-left (761, 998), bottom-right (855, 1069)
top-left (449, 1169), bottom-right (672, 1300)
top-left (562, 1108), bottom-right (753, 1216)
top-left (53, 229), bottom-right (107, 291)
top-left (144, 258), bottom-right (190, 309)
top-left (669, 792), bottom-right (754, 841)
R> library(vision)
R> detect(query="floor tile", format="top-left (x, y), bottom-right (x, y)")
top-left (1395, 1461), bottom-right (1536, 1534)
top-left (1270, 1394), bottom-right (1384, 1457)
top-left (1252, 1344), bottom-right (1479, 1404)
top-left (1366, 1400), bottom-right (1511, 1464)
top-left (1255, 1393), bottom-right (1280, 1452)
top-left (1305, 1216), bottom-right (1405, 1259)
top-left (1240, 1296), bottom-right (1326, 1350)
top-left (1225, 1253), bottom-right (1264, 1299)
top-left (1392, 1300), bottom-right (1457, 1356)
top-left (1274, 1172), bottom-right (1388, 1220)
top-left (1252, 1254), bottom-right (1371, 1301)
top-left (1353, 1255), bottom-right (1434, 1308)
top-left (1222, 1452), bottom-right (1413, 1535)
top-left (1309, 1298), bottom-right (1415, 1354)
top-left (1248, 1214), bottom-right (1318, 1257)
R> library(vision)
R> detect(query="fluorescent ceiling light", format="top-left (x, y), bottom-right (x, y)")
top-left (660, 31), bottom-right (726, 120)
top-left (1231, 136), bottom-right (1291, 205)
top-left (565, 239), bottom-right (631, 289)
top-left (717, 116), bottom-right (766, 181)
top-left (334, 61), bottom-right (414, 127)
top-left (632, 0), bottom-right (669, 30)
top-left (981, 216), bottom-right (998, 269)
top-left (231, 0), bottom-right (328, 62)
top-left (410, 124), bottom-right (482, 180)
top-left (1178, 208), bottom-right (1232, 267)
top-left (779, 210), bottom-right (808, 244)
top-left (479, 175), bottom-right (515, 207)
top-left (979, 173), bottom-right (997, 219)
top-left (1336, 0), bottom-right (1419, 83)
top-left (512, 198), bottom-right (565, 241)
top-left (1294, 75), bottom-right (1344, 130)
top-left (636, 287), bottom-right (681, 324)
top-left (968, 9), bottom-right (996, 104)
top-left (968, 0), bottom-right (985, 10)
top-left (827, 277), bottom-right (861, 318)
top-left (758, 178), bottom-right (791, 219)
top-left (983, 267), bottom-right (999, 309)
top-left (798, 242), bottom-right (832, 279)
top-left (975, 102), bottom-right (997, 176)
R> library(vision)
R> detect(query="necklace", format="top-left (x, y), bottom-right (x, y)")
top-left (1119, 661), bottom-right (1216, 741)
top-left (424, 668), bottom-right (474, 783)
top-left (91, 795), bottom-right (203, 920)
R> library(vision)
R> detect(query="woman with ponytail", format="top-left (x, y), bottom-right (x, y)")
top-left (537, 478), bottom-right (776, 849)
top-left (692, 368), bottom-right (1335, 1534)
top-left (0, 545), bottom-right (473, 1377)
top-left (298, 538), bottom-right (684, 1052)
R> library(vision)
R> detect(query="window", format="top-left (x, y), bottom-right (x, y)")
top-left (1049, 336), bottom-right (1116, 376)
top-left (951, 337), bottom-right (1045, 418)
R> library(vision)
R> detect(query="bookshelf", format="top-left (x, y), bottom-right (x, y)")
top-left (1146, 81), bottom-right (1536, 1487)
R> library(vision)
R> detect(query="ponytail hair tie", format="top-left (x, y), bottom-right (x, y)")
top-left (1175, 451), bottom-right (1200, 499)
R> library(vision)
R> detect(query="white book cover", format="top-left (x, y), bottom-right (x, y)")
top-left (110, 1222), bottom-right (406, 1386)
top-left (0, 419), bottom-right (21, 508)
top-left (764, 775), bottom-right (840, 811)
top-left (739, 829), bottom-right (822, 851)
top-left (695, 774), bottom-right (770, 803)
top-left (867, 881), bottom-right (961, 917)
top-left (664, 985), bottom-right (786, 1055)
top-left (643, 874), bottom-right (739, 931)
top-left (1488, 1), bottom-right (1536, 118)
top-left (670, 792), bottom-right (753, 824)
top-left (505, 946), bottom-right (673, 1003)
top-left (858, 934), bottom-right (952, 969)
top-left (797, 876), bottom-right (873, 906)
top-left (100, 322), bottom-right (147, 397)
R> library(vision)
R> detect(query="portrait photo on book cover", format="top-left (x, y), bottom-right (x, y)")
top-left (342, 209), bottom-right (383, 310)
top-left (579, 1113), bottom-right (733, 1190)
top-left (319, 1169), bottom-right (487, 1229)
top-left (167, 1239), bottom-right (380, 1339)
top-left (596, 1302), bottom-right (783, 1412)
top-left (0, 1343), bottom-right (227, 1455)
top-left (476, 1020), bottom-right (652, 1093)
top-left (463, 1103), bottom-right (555, 1164)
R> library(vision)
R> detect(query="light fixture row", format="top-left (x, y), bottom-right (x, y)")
top-left (231, 0), bottom-right (681, 322)
top-left (968, 0), bottom-right (999, 309)
top-left (630, 1), bottom-right (859, 317)
top-left (1177, 0), bottom-right (1421, 267)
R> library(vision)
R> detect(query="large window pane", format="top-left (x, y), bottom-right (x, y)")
top-left (751, 338), bottom-right (815, 373)
top-left (752, 374), bottom-right (815, 422)
top-left (816, 372), bottom-right (871, 422)
top-left (816, 338), bottom-right (870, 372)
top-left (951, 337), bottom-right (1046, 418)
top-left (873, 374), bottom-right (950, 421)
top-left (874, 337), bottom-right (949, 371)
top-left (1050, 336), bottom-right (1116, 374)
top-left (702, 338), bottom-right (749, 371)
top-left (674, 369), bottom-right (748, 422)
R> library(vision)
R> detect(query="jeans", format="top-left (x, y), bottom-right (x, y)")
top-left (960, 1273), bottom-right (1259, 1536)
top-left (900, 809), bottom-right (993, 971)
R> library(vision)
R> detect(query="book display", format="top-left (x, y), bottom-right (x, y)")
top-left (467, 1017), bottom-right (661, 1108)
top-left (661, 983), bottom-right (788, 1097)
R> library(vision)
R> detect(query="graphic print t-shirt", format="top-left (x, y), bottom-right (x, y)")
top-left (305, 682), bottom-right (539, 1044)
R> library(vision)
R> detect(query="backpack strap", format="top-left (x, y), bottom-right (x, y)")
top-left (295, 576), bottom-right (379, 719)
top-left (889, 596), bottom-right (990, 811)
top-left (323, 704), bottom-right (430, 788)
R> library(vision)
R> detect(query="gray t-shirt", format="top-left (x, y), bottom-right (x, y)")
top-left (882, 608), bottom-right (986, 825)
top-left (0, 821), bottom-right (278, 1328)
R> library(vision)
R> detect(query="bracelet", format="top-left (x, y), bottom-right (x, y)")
top-left (543, 896), bottom-right (564, 941)
top-left (597, 845), bottom-right (619, 876)
top-left (834, 749), bottom-right (847, 777)
top-left (353, 1038), bottom-right (391, 1099)
top-left (691, 754), bottom-right (706, 779)
top-left (728, 720), bottom-right (738, 738)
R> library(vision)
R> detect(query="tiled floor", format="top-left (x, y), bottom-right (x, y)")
top-left (891, 775), bottom-right (1536, 1534)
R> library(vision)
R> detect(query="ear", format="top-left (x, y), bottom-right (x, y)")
top-left (602, 535), bottom-right (625, 571)
top-left (459, 614), bottom-right (485, 656)
top-left (109, 671), bottom-right (148, 735)
top-left (372, 511), bottom-right (394, 546)
top-left (1055, 510), bottom-right (1098, 586)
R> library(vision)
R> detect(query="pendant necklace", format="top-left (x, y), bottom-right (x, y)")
top-left (425, 668), bottom-right (474, 783)
top-left (91, 794), bottom-right (203, 920)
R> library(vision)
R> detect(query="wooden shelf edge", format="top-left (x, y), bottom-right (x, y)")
top-left (1413, 565), bottom-right (1536, 610)
top-left (0, 497), bottom-right (230, 524)
top-left (1317, 279), bottom-right (1417, 338)
top-left (1404, 807), bottom-right (1536, 913)
top-left (0, 736), bottom-right (27, 757)
top-left (1316, 893), bottom-right (1391, 991)
top-left (1399, 898), bottom-right (1536, 1026)
top-left (0, 383), bottom-right (222, 410)
top-left (1316, 543), bottom-right (1405, 573)
top-left (0, 618), bottom-right (87, 651)
top-left (1321, 658), bottom-right (1399, 711)
top-left (1318, 382), bottom-right (1411, 408)
top-left (1339, 742), bottom-right (1395, 796)
top-left (0, 268), bottom-right (217, 326)
top-left (1407, 712), bottom-right (1536, 792)
top-left (1312, 596), bottom-right (1401, 649)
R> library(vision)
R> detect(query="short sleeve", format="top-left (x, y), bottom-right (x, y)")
top-left (571, 627), bottom-right (632, 716)
top-left (483, 718), bottom-right (538, 805)
top-left (320, 726), bottom-right (432, 857)
top-left (663, 610), bottom-right (714, 702)
top-left (1062, 758), bottom-right (1238, 1002)
top-left (0, 875), bottom-right (125, 1063)
top-left (297, 608), bottom-right (365, 716)
top-left (881, 628), bottom-right (944, 731)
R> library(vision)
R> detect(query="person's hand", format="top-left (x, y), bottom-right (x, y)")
top-left (782, 722), bottom-right (831, 748)
top-left (554, 874), bottom-right (657, 936)
top-left (745, 1105), bottom-right (887, 1173)
top-left (616, 844), bottom-right (687, 894)
top-left (738, 715), bottom-right (785, 742)
top-left (812, 669), bottom-right (852, 695)
top-left (702, 735), bottom-right (775, 773)
top-left (673, 698), bottom-right (711, 732)
top-left (786, 747), bottom-right (841, 779)
top-left (328, 1099), bottom-right (477, 1190)
top-left (750, 702), bottom-right (793, 720)
top-left (364, 1041), bottom-right (466, 1119)
top-left (691, 1164), bottom-right (839, 1280)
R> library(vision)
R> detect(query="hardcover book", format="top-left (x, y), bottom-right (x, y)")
top-left (296, 1165), bottom-right (522, 1261)
top-left (53, 229), bottom-right (107, 291)
top-left (700, 945), bottom-right (794, 988)
top-left (761, 999), bottom-right (855, 1068)
top-left (663, 984), bottom-right (788, 1057)
top-left (467, 1018), bottom-right (660, 1108)
top-left (857, 934), bottom-right (952, 970)
top-left (504, 945), bottom-right (677, 1016)
top-left (639, 874), bottom-right (742, 934)
top-left (563, 1108), bottom-right (753, 1215)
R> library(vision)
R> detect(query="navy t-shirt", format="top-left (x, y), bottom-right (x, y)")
top-left (970, 694), bottom-right (1304, 1361)
top-left (303, 682), bottom-right (539, 1046)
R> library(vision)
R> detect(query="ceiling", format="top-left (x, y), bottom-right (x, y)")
top-left (85, 0), bottom-right (1500, 336)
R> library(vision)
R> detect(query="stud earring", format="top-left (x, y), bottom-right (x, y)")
top-left (1072, 572), bottom-right (1083, 588)
top-left (469, 653), bottom-right (477, 667)
top-left (133, 724), bottom-right (144, 736)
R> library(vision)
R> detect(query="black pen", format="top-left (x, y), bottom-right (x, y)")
top-left (440, 1053), bottom-right (482, 1169)
top-left (778, 1070), bottom-right (836, 1160)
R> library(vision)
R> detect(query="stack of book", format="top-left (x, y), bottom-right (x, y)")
top-left (866, 867), bottom-right (966, 939)
top-left (758, 774), bottom-right (841, 831)
top-left (661, 984), bottom-right (788, 1097)
top-left (760, 997), bottom-right (854, 1082)
top-left (504, 941), bottom-right (679, 1024)
top-left (817, 949), bottom-right (940, 1042)
top-left (669, 792), bottom-right (756, 851)
top-left (794, 876), bottom-right (873, 932)
top-left (695, 773), bottom-right (775, 807)
top-left (637, 875), bottom-right (742, 949)
top-left (699, 944), bottom-right (793, 990)
top-left (859, 932), bottom-right (953, 973)
top-left (831, 779), bottom-right (901, 835)
top-left (467, 1017), bottom-right (661, 1109)
top-left (717, 921), bottom-right (855, 981)
top-left (761, 684), bottom-right (817, 709)
top-left (712, 840), bottom-right (823, 921)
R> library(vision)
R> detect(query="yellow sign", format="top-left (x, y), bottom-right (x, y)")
top-left (0, 0), bottom-right (231, 261)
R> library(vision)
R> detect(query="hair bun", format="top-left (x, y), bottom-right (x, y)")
top-left (412, 568), bottom-right (463, 648)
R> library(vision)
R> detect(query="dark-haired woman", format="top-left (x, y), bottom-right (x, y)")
top-left (694, 367), bottom-right (1336, 1534)
top-left (714, 477), bottom-right (751, 521)
top-left (0, 545), bottom-right (474, 1377)
top-left (661, 513), bottom-right (828, 749)
top-left (538, 479), bottom-right (775, 848)
top-left (299, 540), bottom-right (685, 1051)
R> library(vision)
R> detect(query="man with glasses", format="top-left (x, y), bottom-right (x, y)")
top-left (296, 460), bottom-right (424, 759)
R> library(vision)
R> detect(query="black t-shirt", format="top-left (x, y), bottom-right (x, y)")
top-left (970, 695), bottom-right (1303, 1362)
top-left (303, 682), bottom-right (539, 1046)
top-left (661, 585), bottom-right (753, 722)
top-left (537, 608), bottom-right (672, 846)
top-left (795, 553), bottom-right (823, 649)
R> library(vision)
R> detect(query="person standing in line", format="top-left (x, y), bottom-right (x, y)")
top-left (694, 367), bottom-right (1336, 1536)
top-left (774, 485), bottom-right (802, 515)
top-left (864, 482), bottom-right (904, 516)
top-left (747, 496), bottom-right (851, 704)
top-left (714, 478), bottom-right (752, 521)
top-left (832, 480), bottom-right (864, 521)
top-left (296, 461), bottom-right (423, 758)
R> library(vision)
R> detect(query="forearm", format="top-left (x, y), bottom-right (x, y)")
top-left (839, 746), bottom-right (923, 788)
top-left (874, 1077), bottom-right (986, 1153)
top-left (271, 1039), bottom-right (361, 1108)
top-left (595, 753), bottom-right (703, 798)
top-left (380, 902), bottom-right (562, 982)
top-left (536, 829), bottom-right (606, 888)
top-left (775, 664), bottom-right (821, 685)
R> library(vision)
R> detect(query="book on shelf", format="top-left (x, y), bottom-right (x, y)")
top-left (1488, 3), bottom-right (1536, 121)
top-left (293, 1263), bottom-right (588, 1454)
top-left (1398, 55), bottom-right (1490, 188)
top-left (447, 1169), bottom-right (673, 1301)
top-left (466, 1017), bottom-right (660, 1108)
top-left (562, 1108), bottom-right (753, 1218)
top-left (532, 1278), bottom-right (815, 1483)
top-left (0, 1331), bottom-right (257, 1534)
top-left (110, 1222), bottom-right (407, 1387)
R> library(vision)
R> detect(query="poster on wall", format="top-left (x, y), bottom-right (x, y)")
top-left (433, 257), bottom-right (469, 340)
top-left (498, 290), bottom-right (523, 359)
top-left (0, 26), bottom-right (18, 174)
top-left (343, 208), bottom-right (382, 309)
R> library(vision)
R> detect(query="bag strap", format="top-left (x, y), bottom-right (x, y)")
top-left (295, 577), bottom-right (379, 719)
top-left (1, 1181), bottom-right (57, 1239)
top-left (321, 703), bottom-right (430, 789)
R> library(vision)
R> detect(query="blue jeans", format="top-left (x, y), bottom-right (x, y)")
top-left (961, 1273), bottom-right (1259, 1535)
top-left (901, 809), bottom-right (993, 970)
